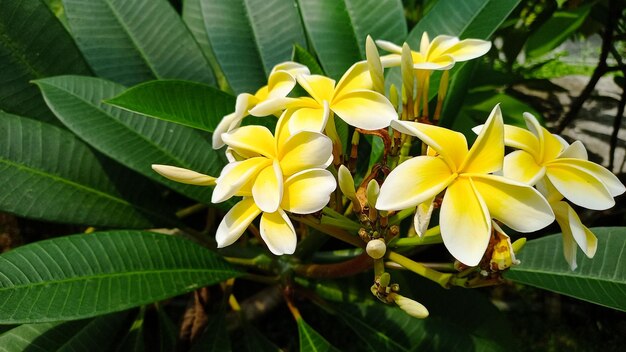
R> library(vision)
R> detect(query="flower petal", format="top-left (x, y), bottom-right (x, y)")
top-left (281, 169), bottom-right (336, 214)
top-left (558, 140), bottom-right (587, 160)
top-left (426, 35), bottom-right (459, 60)
top-left (279, 131), bottom-right (333, 175)
top-left (413, 196), bottom-right (435, 237)
top-left (376, 156), bottom-right (455, 211)
top-left (249, 97), bottom-right (295, 117)
top-left (375, 39), bottom-right (403, 54)
top-left (151, 165), bottom-right (216, 186)
top-left (438, 39), bottom-right (491, 62)
top-left (523, 112), bottom-right (563, 162)
top-left (288, 106), bottom-right (328, 135)
top-left (212, 157), bottom-right (271, 203)
top-left (503, 150), bottom-right (546, 185)
top-left (471, 174), bottom-right (554, 233)
top-left (546, 163), bottom-right (615, 210)
top-left (259, 209), bottom-right (297, 255)
top-left (212, 93), bottom-right (256, 149)
top-left (459, 104), bottom-right (504, 174)
top-left (215, 198), bottom-right (261, 248)
top-left (551, 158), bottom-right (625, 197)
top-left (439, 178), bottom-right (491, 267)
top-left (270, 61), bottom-right (310, 76)
top-left (297, 74), bottom-right (335, 103)
top-left (331, 90), bottom-right (397, 130)
top-left (222, 125), bottom-right (277, 158)
top-left (267, 71), bottom-right (297, 99)
top-left (391, 120), bottom-right (468, 171)
top-left (380, 54), bottom-right (401, 68)
top-left (252, 161), bottom-right (283, 213)
top-left (334, 61), bottom-right (374, 99)
top-left (553, 201), bottom-right (597, 260)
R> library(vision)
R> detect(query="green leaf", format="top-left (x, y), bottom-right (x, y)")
top-left (183, 0), bottom-right (306, 94)
top-left (506, 227), bottom-right (626, 312)
top-left (117, 307), bottom-right (146, 352)
top-left (106, 80), bottom-right (235, 133)
top-left (297, 318), bottom-right (339, 352)
top-left (234, 323), bottom-right (281, 352)
top-left (292, 44), bottom-right (324, 76)
top-left (190, 308), bottom-right (231, 352)
top-left (62, 0), bottom-right (215, 86)
top-left (0, 111), bottom-right (173, 228)
top-left (0, 312), bottom-right (129, 352)
top-left (298, 0), bottom-right (406, 79)
top-left (0, 230), bottom-right (241, 324)
top-left (156, 306), bottom-right (178, 352)
top-left (0, 0), bottom-right (91, 124)
top-left (35, 75), bottom-right (227, 207)
top-left (526, 4), bottom-right (592, 58)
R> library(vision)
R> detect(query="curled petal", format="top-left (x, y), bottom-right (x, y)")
top-left (546, 163), bottom-right (614, 210)
top-left (249, 97), bottom-right (295, 117)
top-left (460, 104), bottom-right (504, 174)
top-left (252, 161), bottom-right (283, 213)
top-left (215, 198), bottom-right (261, 248)
top-left (552, 201), bottom-right (598, 270)
top-left (440, 178), bottom-right (491, 267)
top-left (426, 35), bottom-right (459, 60)
top-left (222, 125), bottom-right (277, 158)
top-left (212, 158), bottom-right (271, 203)
top-left (331, 90), bottom-right (397, 130)
top-left (212, 93), bottom-right (256, 149)
top-left (297, 74), bottom-right (335, 103)
top-left (503, 150), bottom-right (546, 185)
top-left (558, 140), bottom-right (588, 160)
top-left (334, 61), bottom-right (374, 98)
top-left (391, 120), bottom-right (468, 171)
top-left (523, 112), bottom-right (563, 162)
top-left (281, 169), bottom-right (336, 214)
top-left (438, 39), bottom-right (492, 62)
top-left (413, 197), bottom-right (435, 237)
top-left (279, 131), bottom-right (333, 175)
top-left (412, 55), bottom-right (454, 70)
top-left (288, 106), bottom-right (328, 135)
top-left (271, 61), bottom-right (310, 76)
top-left (376, 156), bottom-right (455, 211)
top-left (267, 71), bottom-right (297, 98)
top-left (471, 174), bottom-right (554, 233)
top-left (151, 165), bottom-right (216, 186)
top-left (260, 209), bottom-right (297, 255)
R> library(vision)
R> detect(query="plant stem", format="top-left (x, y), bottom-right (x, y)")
top-left (294, 252), bottom-right (373, 278)
top-left (387, 251), bottom-right (452, 288)
top-left (296, 215), bottom-right (364, 248)
top-left (391, 226), bottom-right (442, 247)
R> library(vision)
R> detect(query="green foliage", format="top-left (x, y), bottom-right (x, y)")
top-left (106, 80), bottom-right (235, 133)
top-left (62, 0), bottom-right (215, 86)
top-left (35, 76), bottom-right (226, 207)
top-left (0, 231), bottom-right (241, 323)
top-left (189, 309), bottom-right (231, 352)
top-left (0, 111), bottom-right (173, 228)
top-left (507, 227), bottom-right (626, 312)
top-left (0, 0), bottom-right (91, 124)
top-left (297, 318), bottom-right (340, 352)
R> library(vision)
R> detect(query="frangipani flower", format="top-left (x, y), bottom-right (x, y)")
top-left (376, 32), bottom-right (491, 70)
top-left (290, 61), bottom-right (397, 131)
top-left (376, 105), bottom-right (554, 266)
top-left (498, 112), bottom-right (625, 210)
top-left (212, 62), bottom-right (310, 149)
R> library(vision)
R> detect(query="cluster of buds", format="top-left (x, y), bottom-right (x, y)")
top-left (152, 32), bottom-right (624, 317)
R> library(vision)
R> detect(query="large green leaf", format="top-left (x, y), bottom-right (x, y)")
top-left (183, 0), bottom-right (306, 94)
top-left (0, 0), bottom-right (91, 124)
top-left (0, 231), bottom-right (241, 324)
top-left (190, 309), bottom-right (231, 352)
top-left (297, 318), bottom-right (339, 352)
top-left (298, 0), bottom-right (407, 79)
top-left (62, 0), bottom-right (215, 86)
top-left (35, 75), bottom-right (227, 207)
top-left (0, 111), bottom-right (173, 228)
top-left (506, 227), bottom-right (626, 312)
top-left (106, 80), bottom-right (235, 133)
top-left (0, 312), bottom-right (129, 352)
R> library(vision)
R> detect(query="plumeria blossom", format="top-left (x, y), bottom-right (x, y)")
top-left (289, 61), bottom-right (397, 131)
top-left (376, 32), bottom-right (491, 70)
top-left (376, 105), bottom-right (554, 266)
top-left (211, 109), bottom-right (336, 255)
top-left (212, 62), bottom-right (310, 149)
top-left (484, 113), bottom-right (625, 269)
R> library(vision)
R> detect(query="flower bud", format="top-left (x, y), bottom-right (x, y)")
top-left (366, 238), bottom-right (386, 259)
top-left (152, 165), bottom-right (216, 186)
top-left (366, 35), bottom-right (385, 94)
top-left (393, 294), bottom-right (429, 319)
top-left (337, 165), bottom-right (356, 200)
top-left (401, 43), bottom-right (414, 99)
top-left (366, 179), bottom-right (380, 208)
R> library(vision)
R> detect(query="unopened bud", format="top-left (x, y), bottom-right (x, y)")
top-left (337, 165), bottom-right (356, 200)
top-left (366, 239), bottom-right (386, 259)
top-left (394, 294), bottom-right (429, 319)
top-left (401, 43), bottom-right (414, 99)
top-left (366, 35), bottom-right (385, 94)
top-left (366, 179), bottom-right (380, 208)
top-left (389, 84), bottom-right (399, 110)
top-left (152, 165), bottom-right (216, 186)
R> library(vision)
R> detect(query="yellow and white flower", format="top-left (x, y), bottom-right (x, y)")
top-left (212, 62), bottom-right (310, 149)
top-left (376, 32), bottom-right (491, 70)
top-left (376, 105), bottom-right (554, 266)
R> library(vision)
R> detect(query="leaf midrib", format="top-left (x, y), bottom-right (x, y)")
top-left (509, 267), bottom-right (626, 283)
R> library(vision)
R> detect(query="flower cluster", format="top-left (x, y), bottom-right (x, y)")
top-left (154, 33), bottom-right (623, 273)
